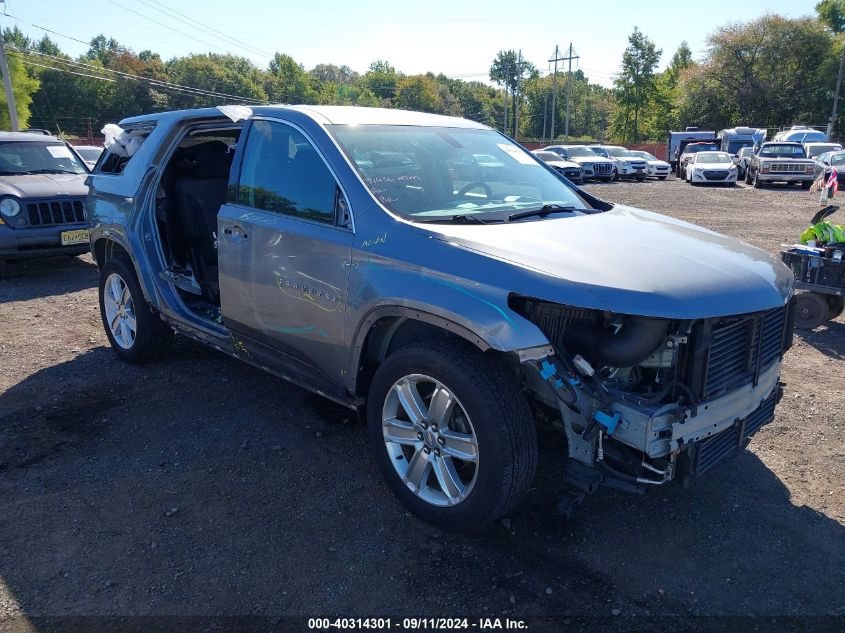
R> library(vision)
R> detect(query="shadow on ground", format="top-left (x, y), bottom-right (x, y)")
top-left (0, 255), bottom-right (97, 303)
top-left (1, 346), bottom-right (842, 620)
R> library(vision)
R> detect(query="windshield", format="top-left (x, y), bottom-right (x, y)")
top-left (830, 153), bottom-right (845, 166)
top-left (330, 125), bottom-right (590, 220)
top-left (738, 148), bottom-right (754, 158)
top-left (784, 131), bottom-right (826, 143)
top-left (0, 141), bottom-right (88, 175)
top-left (534, 151), bottom-right (563, 161)
top-left (684, 143), bottom-right (719, 154)
top-left (807, 144), bottom-right (841, 158)
top-left (696, 152), bottom-right (732, 164)
top-left (725, 140), bottom-right (753, 154)
top-left (760, 144), bottom-right (806, 158)
top-left (631, 151), bottom-right (656, 160)
top-left (565, 146), bottom-right (598, 158)
top-left (605, 147), bottom-right (633, 158)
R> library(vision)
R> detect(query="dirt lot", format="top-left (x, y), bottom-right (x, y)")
top-left (1, 178), bottom-right (843, 628)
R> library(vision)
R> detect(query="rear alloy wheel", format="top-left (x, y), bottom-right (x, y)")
top-left (368, 340), bottom-right (537, 530)
top-left (793, 292), bottom-right (831, 330)
top-left (98, 256), bottom-right (173, 362)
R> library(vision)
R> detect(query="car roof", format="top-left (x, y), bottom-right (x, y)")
top-left (119, 104), bottom-right (490, 129)
top-left (0, 131), bottom-right (64, 143)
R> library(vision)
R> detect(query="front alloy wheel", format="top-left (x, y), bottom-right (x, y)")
top-left (367, 340), bottom-right (537, 530)
top-left (382, 374), bottom-right (478, 507)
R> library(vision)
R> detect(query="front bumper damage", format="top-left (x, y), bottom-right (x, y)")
top-left (513, 298), bottom-right (793, 497)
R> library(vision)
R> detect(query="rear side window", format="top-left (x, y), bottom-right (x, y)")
top-left (95, 126), bottom-right (154, 175)
top-left (237, 120), bottom-right (338, 225)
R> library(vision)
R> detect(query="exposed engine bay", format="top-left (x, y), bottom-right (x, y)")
top-left (510, 295), bottom-right (794, 495)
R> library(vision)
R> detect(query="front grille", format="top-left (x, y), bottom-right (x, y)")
top-left (768, 163), bottom-right (807, 173)
top-left (703, 170), bottom-right (730, 180)
top-left (563, 169), bottom-right (581, 179)
top-left (692, 389), bottom-right (779, 476)
top-left (593, 163), bottom-right (612, 175)
top-left (26, 198), bottom-right (86, 226)
top-left (782, 251), bottom-right (845, 291)
top-left (630, 161), bottom-right (647, 170)
top-left (687, 305), bottom-right (791, 402)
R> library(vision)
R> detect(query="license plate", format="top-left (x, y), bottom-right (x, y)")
top-left (60, 229), bottom-right (89, 246)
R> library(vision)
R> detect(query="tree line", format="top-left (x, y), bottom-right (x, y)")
top-left (2, 2), bottom-right (845, 143)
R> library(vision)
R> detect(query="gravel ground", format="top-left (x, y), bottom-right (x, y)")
top-left (0, 178), bottom-right (843, 627)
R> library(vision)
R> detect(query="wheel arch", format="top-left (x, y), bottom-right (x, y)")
top-left (93, 235), bottom-right (131, 269)
top-left (350, 305), bottom-right (506, 399)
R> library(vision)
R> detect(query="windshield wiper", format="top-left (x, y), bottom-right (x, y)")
top-left (508, 204), bottom-right (577, 221)
top-left (417, 214), bottom-right (497, 224)
top-left (27, 169), bottom-right (80, 174)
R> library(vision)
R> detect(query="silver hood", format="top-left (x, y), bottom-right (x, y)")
top-left (0, 174), bottom-right (89, 199)
top-left (415, 205), bottom-right (793, 319)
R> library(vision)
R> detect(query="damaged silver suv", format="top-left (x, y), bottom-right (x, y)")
top-left (87, 106), bottom-right (795, 530)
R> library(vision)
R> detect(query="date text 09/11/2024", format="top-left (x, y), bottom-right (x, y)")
top-left (307, 617), bottom-right (528, 630)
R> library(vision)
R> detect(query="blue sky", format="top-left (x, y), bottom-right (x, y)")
top-left (2, 0), bottom-right (822, 87)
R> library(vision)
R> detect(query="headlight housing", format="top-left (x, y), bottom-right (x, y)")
top-left (0, 197), bottom-right (21, 217)
top-left (760, 162), bottom-right (771, 173)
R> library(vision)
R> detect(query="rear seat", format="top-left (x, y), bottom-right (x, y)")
top-left (172, 141), bottom-right (233, 301)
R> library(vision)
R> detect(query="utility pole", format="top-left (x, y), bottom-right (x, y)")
top-left (828, 44), bottom-right (845, 140)
top-left (542, 92), bottom-right (548, 141)
top-left (548, 45), bottom-right (561, 143)
top-left (514, 49), bottom-right (522, 140)
top-left (548, 44), bottom-right (578, 142)
top-left (0, 6), bottom-right (19, 131)
top-left (563, 43), bottom-right (579, 140)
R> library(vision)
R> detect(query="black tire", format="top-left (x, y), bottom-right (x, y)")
top-left (745, 169), bottom-right (753, 185)
top-left (367, 340), bottom-right (537, 530)
top-left (657, 176), bottom-right (667, 180)
top-left (752, 170), bottom-right (763, 189)
top-left (611, 168), bottom-right (619, 182)
top-left (793, 292), bottom-right (830, 330)
top-left (98, 255), bottom-right (173, 363)
top-left (801, 180), bottom-right (813, 190)
top-left (635, 176), bottom-right (646, 182)
top-left (825, 294), bottom-right (844, 320)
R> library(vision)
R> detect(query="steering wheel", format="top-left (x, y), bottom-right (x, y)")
top-left (457, 181), bottom-right (492, 198)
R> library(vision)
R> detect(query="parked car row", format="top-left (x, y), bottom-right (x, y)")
top-left (534, 145), bottom-right (671, 182)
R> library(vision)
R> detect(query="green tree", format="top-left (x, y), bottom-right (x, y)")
top-left (362, 60), bottom-right (399, 102)
top-left (645, 41), bottom-right (694, 139)
top-left (0, 40), bottom-right (40, 129)
top-left (610, 27), bottom-right (662, 142)
top-left (395, 74), bottom-right (442, 112)
top-left (490, 50), bottom-right (535, 136)
top-left (818, 0), bottom-right (845, 135)
top-left (265, 53), bottom-right (314, 103)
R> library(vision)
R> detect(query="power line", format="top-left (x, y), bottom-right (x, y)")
top-left (2, 12), bottom-right (92, 46)
top-left (106, 0), bottom-right (264, 64)
top-left (9, 47), bottom-right (269, 103)
top-left (136, 0), bottom-right (272, 59)
top-left (12, 56), bottom-right (116, 82)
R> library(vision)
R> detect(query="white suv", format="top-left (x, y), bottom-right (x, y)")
top-left (587, 145), bottom-right (647, 181)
